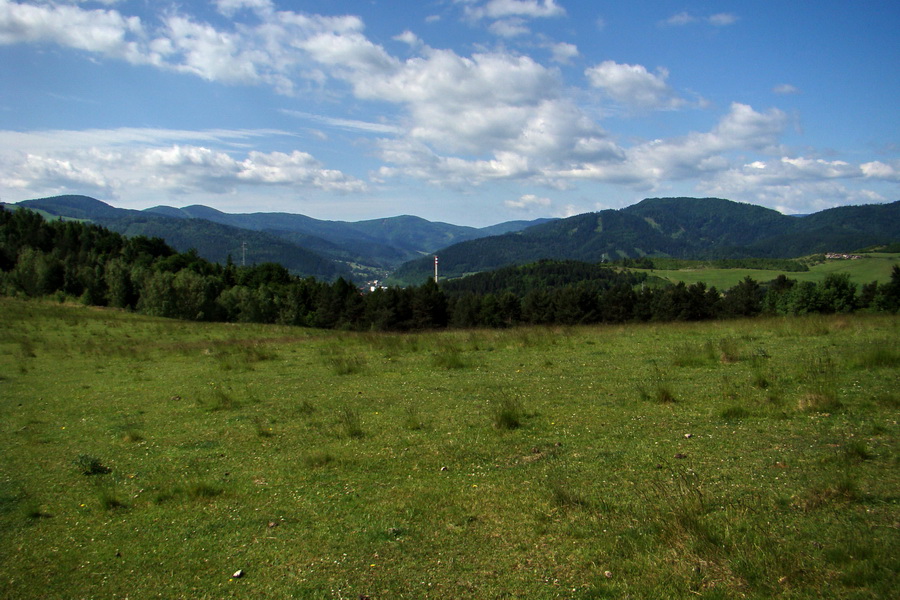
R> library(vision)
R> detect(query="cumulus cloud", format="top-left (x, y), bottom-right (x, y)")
top-left (393, 30), bottom-right (422, 47)
top-left (552, 103), bottom-right (787, 186)
top-left (215, 0), bottom-right (274, 17)
top-left (861, 160), bottom-right (900, 180)
top-left (585, 60), bottom-right (686, 110)
top-left (0, 128), bottom-right (367, 198)
top-left (0, 0), bottom-right (378, 96)
top-left (489, 18), bottom-right (530, 37)
top-left (697, 156), bottom-right (898, 213)
top-left (0, 0), bottom-right (145, 62)
top-left (505, 193), bottom-right (551, 209)
top-left (548, 41), bottom-right (578, 64)
top-left (465, 0), bottom-right (566, 21)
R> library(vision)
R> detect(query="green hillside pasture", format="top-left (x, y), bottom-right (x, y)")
top-left (1, 298), bottom-right (898, 599)
top-left (635, 253), bottom-right (900, 289)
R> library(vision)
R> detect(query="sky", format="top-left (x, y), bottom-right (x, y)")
top-left (1, 0), bottom-right (898, 227)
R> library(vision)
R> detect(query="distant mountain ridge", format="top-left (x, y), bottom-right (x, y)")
top-left (4, 195), bottom-right (551, 280)
top-left (6, 195), bottom-right (897, 284)
top-left (391, 197), bottom-right (900, 283)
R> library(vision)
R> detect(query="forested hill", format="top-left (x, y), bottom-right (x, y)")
top-left (6, 195), bottom-right (548, 280)
top-left (392, 198), bottom-right (900, 283)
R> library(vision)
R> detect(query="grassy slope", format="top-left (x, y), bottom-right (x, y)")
top-left (633, 253), bottom-right (900, 289)
top-left (1, 299), bottom-right (897, 599)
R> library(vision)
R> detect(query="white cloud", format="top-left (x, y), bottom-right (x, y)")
top-left (215, 0), bottom-right (274, 17)
top-left (662, 12), bottom-right (696, 26)
top-left (697, 156), bottom-right (898, 213)
top-left (548, 41), bottom-right (578, 64)
top-left (0, 0), bottom-right (145, 62)
top-left (661, 12), bottom-right (738, 27)
top-left (773, 83), bottom-right (800, 95)
top-left (585, 60), bottom-right (685, 110)
top-left (0, 128), bottom-right (367, 199)
top-left (708, 13), bottom-right (739, 26)
top-left (280, 110), bottom-right (402, 135)
top-left (505, 193), bottom-right (551, 209)
top-left (489, 18), bottom-right (529, 37)
top-left (466, 0), bottom-right (566, 20)
top-left (861, 160), bottom-right (900, 180)
top-left (393, 30), bottom-right (422, 47)
top-left (0, 0), bottom-right (377, 96)
top-left (552, 103), bottom-right (787, 186)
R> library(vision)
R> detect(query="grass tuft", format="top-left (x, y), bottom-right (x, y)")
top-left (338, 407), bottom-right (364, 439)
top-left (490, 392), bottom-right (524, 430)
top-left (303, 451), bottom-right (335, 468)
top-left (720, 405), bottom-right (751, 421)
top-left (797, 354), bottom-right (841, 412)
top-left (548, 478), bottom-right (592, 510)
top-left (854, 344), bottom-right (900, 369)
top-left (671, 340), bottom-right (716, 367)
top-left (74, 454), bottom-right (111, 476)
top-left (326, 351), bottom-right (367, 375)
top-left (201, 383), bottom-right (240, 411)
top-left (432, 341), bottom-right (467, 369)
top-left (842, 440), bottom-right (873, 462)
top-left (718, 337), bottom-right (742, 363)
top-left (638, 361), bottom-right (677, 403)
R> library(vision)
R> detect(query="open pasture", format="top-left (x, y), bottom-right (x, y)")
top-left (634, 253), bottom-right (900, 289)
top-left (1, 298), bottom-right (897, 599)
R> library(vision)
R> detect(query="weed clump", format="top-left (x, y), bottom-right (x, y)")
top-left (548, 479), bottom-right (592, 510)
top-left (432, 342), bottom-right (467, 369)
top-left (854, 344), bottom-right (900, 369)
top-left (338, 407), bottom-right (364, 439)
top-left (842, 440), bottom-right (873, 462)
top-left (74, 454), bottom-right (111, 475)
top-left (303, 451), bottom-right (335, 468)
top-left (718, 337), bottom-right (742, 363)
top-left (120, 426), bottom-right (144, 443)
top-left (326, 351), bottom-right (367, 375)
top-left (720, 405), bottom-right (751, 421)
top-left (200, 383), bottom-right (240, 411)
top-left (797, 354), bottom-right (842, 412)
top-left (403, 405), bottom-right (425, 431)
top-left (638, 361), bottom-right (677, 404)
top-left (154, 482), bottom-right (223, 505)
top-left (671, 340), bottom-right (716, 367)
top-left (97, 487), bottom-right (128, 510)
top-left (491, 393), bottom-right (524, 430)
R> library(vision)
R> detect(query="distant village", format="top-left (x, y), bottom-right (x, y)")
top-left (825, 253), bottom-right (863, 260)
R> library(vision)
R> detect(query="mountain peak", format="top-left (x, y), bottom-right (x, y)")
top-left (17, 195), bottom-right (126, 220)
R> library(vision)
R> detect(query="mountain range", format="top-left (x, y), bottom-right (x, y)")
top-left (3, 195), bottom-right (898, 284)
top-left (391, 197), bottom-right (900, 283)
top-left (1, 195), bottom-right (549, 280)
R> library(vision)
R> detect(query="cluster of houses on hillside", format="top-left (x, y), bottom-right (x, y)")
top-left (825, 253), bottom-right (863, 260)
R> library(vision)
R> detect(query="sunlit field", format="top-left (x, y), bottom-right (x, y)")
top-left (633, 253), bottom-right (900, 289)
top-left (1, 298), bottom-right (897, 599)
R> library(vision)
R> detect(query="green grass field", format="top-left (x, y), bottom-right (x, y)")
top-left (1, 298), bottom-right (898, 599)
top-left (633, 253), bottom-right (900, 289)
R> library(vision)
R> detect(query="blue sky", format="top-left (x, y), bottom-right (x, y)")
top-left (1, 0), bottom-right (898, 226)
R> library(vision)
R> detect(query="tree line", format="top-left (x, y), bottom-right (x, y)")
top-left (2, 206), bottom-right (898, 331)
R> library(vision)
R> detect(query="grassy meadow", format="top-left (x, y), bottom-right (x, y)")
top-left (1, 297), bottom-right (898, 599)
top-left (633, 253), bottom-right (900, 289)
